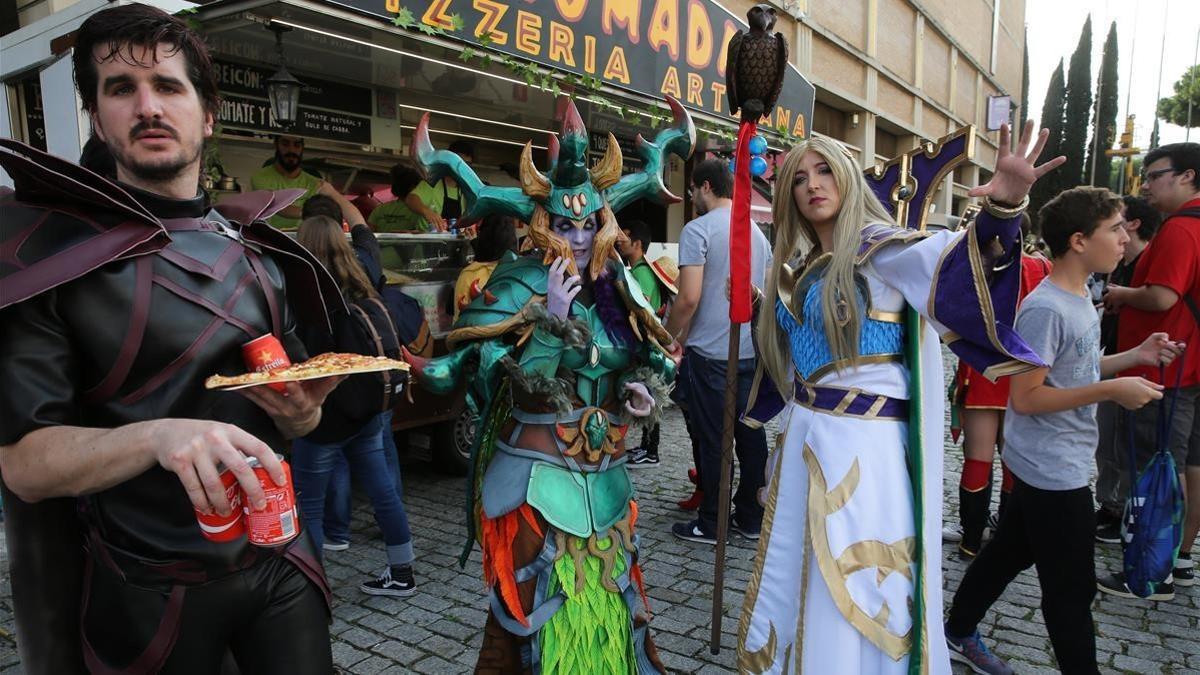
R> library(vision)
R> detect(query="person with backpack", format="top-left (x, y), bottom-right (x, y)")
top-left (943, 186), bottom-right (1181, 675)
top-left (1101, 142), bottom-right (1200, 595)
top-left (295, 215), bottom-right (417, 597)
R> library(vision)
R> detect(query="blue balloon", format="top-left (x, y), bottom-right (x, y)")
top-left (750, 155), bottom-right (769, 177)
top-left (748, 134), bottom-right (768, 156)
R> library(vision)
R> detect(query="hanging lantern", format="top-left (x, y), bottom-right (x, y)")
top-left (266, 26), bottom-right (303, 128)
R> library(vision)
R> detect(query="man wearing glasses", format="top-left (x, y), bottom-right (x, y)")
top-left (1101, 142), bottom-right (1200, 597)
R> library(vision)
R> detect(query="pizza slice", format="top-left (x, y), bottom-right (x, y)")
top-left (205, 352), bottom-right (410, 391)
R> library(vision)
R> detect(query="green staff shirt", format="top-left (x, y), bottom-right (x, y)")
top-left (629, 258), bottom-right (663, 311)
top-left (249, 166), bottom-right (323, 230)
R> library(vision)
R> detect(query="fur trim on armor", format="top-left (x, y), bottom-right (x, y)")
top-left (624, 366), bottom-right (672, 429)
top-left (523, 302), bottom-right (591, 348)
top-left (500, 355), bottom-right (577, 416)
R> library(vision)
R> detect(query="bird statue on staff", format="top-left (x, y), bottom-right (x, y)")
top-left (725, 3), bottom-right (789, 124)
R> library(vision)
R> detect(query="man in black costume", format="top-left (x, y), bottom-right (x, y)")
top-left (0, 5), bottom-right (344, 673)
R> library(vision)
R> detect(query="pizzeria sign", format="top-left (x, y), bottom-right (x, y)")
top-left (329, 0), bottom-right (815, 138)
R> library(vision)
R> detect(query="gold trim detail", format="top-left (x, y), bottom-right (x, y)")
top-left (802, 444), bottom-right (913, 659)
top-left (868, 309), bottom-right (904, 323)
top-left (805, 353), bottom-right (904, 384)
top-left (446, 296), bottom-right (544, 349)
top-left (980, 195), bottom-right (1029, 220)
top-left (794, 535), bottom-right (811, 673)
top-left (738, 432), bottom-right (790, 674)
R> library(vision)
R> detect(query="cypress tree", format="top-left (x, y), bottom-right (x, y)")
top-left (1061, 16), bottom-right (1093, 188)
top-left (1031, 60), bottom-right (1067, 212)
top-left (1021, 31), bottom-right (1031, 126)
top-left (1087, 22), bottom-right (1119, 188)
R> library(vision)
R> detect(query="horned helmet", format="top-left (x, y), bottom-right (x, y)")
top-left (411, 96), bottom-right (695, 280)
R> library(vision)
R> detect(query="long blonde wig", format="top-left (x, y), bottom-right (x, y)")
top-left (757, 136), bottom-right (898, 397)
top-left (525, 203), bottom-right (627, 280)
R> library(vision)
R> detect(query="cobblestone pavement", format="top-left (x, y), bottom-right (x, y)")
top-left (2, 389), bottom-right (1198, 673)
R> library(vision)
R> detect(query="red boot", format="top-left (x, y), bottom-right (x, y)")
top-left (687, 468), bottom-right (698, 485)
top-left (677, 488), bottom-right (703, 511)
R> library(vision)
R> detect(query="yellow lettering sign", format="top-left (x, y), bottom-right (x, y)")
top-left (474, 0), bottom-right (509, 45)
top-left (686, 0), bottom-right (713, 69)
top-left (549, 21), bottom-right (577, 67)
top-left (775, 107), bottom-right (790, 133)
top-left (686, 72), bottom-right (704, 107)
top-left (584, 35), bottom-right (597, 73)
top-left (710, 81), bottom-right (726, 113)
top-left (603, 45), bottom-right (631, 84)
top-left (602, 0), bottom-right (642, 43)
top-left (793, 114), bottom-right (807, 138)
top-left (421, 0), bottom-right (454, 30)
top-left (386, 0), bottom-right (399, 13)
top-left (649, 0), bottom-right (680, 61)
top-left (516, 11), bottom-right (543, 56)
top-left (660, 65), bottom-right (682, 98)
top-left (716, 20), bottom-right (737, 77)
top-left (556, 0), bottom-right (589, 22)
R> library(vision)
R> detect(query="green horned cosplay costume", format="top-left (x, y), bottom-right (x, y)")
top-left (407, 96), bottom-right (695, 673)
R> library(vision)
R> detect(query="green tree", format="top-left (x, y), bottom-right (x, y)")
top-left (1031, 60), bottom-right (1067, 212)
top-left (1086, 22), bottom-right (1119, 188)
top-left (1061, 16), bottom-right (1093, 188)
top-left (1156, 64), bottom-right (1200, 128)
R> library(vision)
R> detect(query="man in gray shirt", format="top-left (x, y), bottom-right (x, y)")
top-left (665, 159), bottom-right (772, 544)
top-left (944, 186), bottom-right (1181, 675)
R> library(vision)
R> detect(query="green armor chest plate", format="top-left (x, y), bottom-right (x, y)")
top-left (560, 303), bottom-right (633, 405)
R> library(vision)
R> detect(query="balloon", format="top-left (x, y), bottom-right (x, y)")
top-left (748, 134), bottom-right (768, 156)
top-left (750, 155), bottom-right (769, 177)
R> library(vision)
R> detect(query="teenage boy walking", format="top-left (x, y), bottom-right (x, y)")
top-left (943, 186), bottom-right (1182, 675)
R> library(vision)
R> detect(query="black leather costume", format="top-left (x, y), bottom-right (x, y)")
top-left (0, 139), bottom-right (342, 674)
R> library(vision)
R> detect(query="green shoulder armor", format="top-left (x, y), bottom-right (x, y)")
top-left (451, 252), bottom-right (548, 335)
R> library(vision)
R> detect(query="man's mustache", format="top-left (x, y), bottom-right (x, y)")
top-left (129, 120), bottom-right (179, 141)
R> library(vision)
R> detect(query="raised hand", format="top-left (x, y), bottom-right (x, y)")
top-left (1135, 332), bottom-right (1184, 368)
top-left (547, 256), bottom-right (582, 319)
top-left (968, 120), bottom-right (1067, 206)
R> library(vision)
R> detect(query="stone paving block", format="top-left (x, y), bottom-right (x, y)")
top-left (372, 638), bottom-right (425, 665)
top-left (1096, 620), bottom-right (1164, 645)
top-left (992, 643), bottom-right (1055, 667)
top-left (340, 626), bottom-right (385, 650)
top-left (411, 655), bottom-right (464, 674)
top-left (1165, 635), bottom-right (1200, 656)
top-left (427, 619), bottom-right (475, 642)
top-left (350, 655), bottom-right (400, 674)
top-left (330, 641), bottom-right (370, 669)
top-left (1003, 661), bottom-right (1060, 675)
top-left (417, 634), bottom-right (468, 659)
top-left (1112, 653), bottom-right (1163, 673)
top-left (656, 649), bottom-right (705, 673)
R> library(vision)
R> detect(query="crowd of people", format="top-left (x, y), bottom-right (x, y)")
top-left (0, 4), bottom-right (1196, 674)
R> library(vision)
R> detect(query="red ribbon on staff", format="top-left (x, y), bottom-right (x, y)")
top-left (729, 120), bottom-right (756, 324)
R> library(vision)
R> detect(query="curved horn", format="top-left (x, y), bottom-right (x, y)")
top-left (604, 95), bottom-right (697, 213)
top-left (590, 133), bottom-right (623, 190)
top-left (519, 141), bottom-right (551, 199)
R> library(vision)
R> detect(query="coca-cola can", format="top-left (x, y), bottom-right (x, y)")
top-left (242, 454), bottom-right (299, 547)
top-left (242, 334), bottom-right (291, 393)
top-left (195, 466), bottom-right (245, 543)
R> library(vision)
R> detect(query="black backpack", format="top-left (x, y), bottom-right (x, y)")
top-left (309, 295), bottom-right (405, 443)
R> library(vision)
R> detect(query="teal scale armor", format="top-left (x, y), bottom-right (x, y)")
top-left (778, 277), bottom-right (905, 380)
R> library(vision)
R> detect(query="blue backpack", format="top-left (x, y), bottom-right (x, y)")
top-left (1121, 364), bottom-right (1186, 598)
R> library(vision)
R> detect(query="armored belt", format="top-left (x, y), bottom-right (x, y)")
top-left (793, 381), bottom-right (909, 421)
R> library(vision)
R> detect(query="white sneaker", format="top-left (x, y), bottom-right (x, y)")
top-left (942, 525), bottom-right (963, 543)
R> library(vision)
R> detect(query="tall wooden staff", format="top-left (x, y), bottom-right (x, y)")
top-left (711, 5), bottom-right (788, 654)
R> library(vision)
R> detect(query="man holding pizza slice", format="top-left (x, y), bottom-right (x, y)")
top-left (0, 4), bottom-right (348, 673)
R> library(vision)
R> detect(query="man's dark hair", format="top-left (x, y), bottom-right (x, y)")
top-left (390, 160), bottom-right (423, 199)
top-left (471, 214), bottom-right (517, 263)
top-left (1037, 186), bottom-right (1123, 258)
top-left (1144, 142), bottom-right (1200, 189)
top-left (301, 194), bottom-right (341, 222)
top-left (1121, 195), bottom-right (1162, 241)
top-left (622, 219), bottom-right (652, 253)
top-left (692, 159), bottom-right (733, 198)
top-left (274, 134), bottom-right (304, 147)
top-left (448, 140), bottom-right (476, 160)
top-left (72, 3), bottom-right (219, 116)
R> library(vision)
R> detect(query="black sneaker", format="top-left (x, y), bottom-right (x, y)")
top-left (361, 565), bottom-right (416, 597)
top-left (1174, 553), bottom-right (1194, 587)
top-left (731, 515), bottom-right (761, 540)
top-left (1097, 572), bottom-right (1174, 601)
top-left (1094, 522), bottom-right (1122, 544)
top-left (672, 520), bottom-right (718, 545)
top-left (627, 448), bottom-right (660, 468)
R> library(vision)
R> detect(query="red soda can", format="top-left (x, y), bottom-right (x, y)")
top-left (242, 334), bottom-right (291, 393)
top-left (195, 465), bottom-right (245, 543)
top-left (243, 454), bottom-right (300, 547)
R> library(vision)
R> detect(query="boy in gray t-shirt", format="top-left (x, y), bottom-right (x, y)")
top-left (945, 187), bottom-right (1183, 675)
